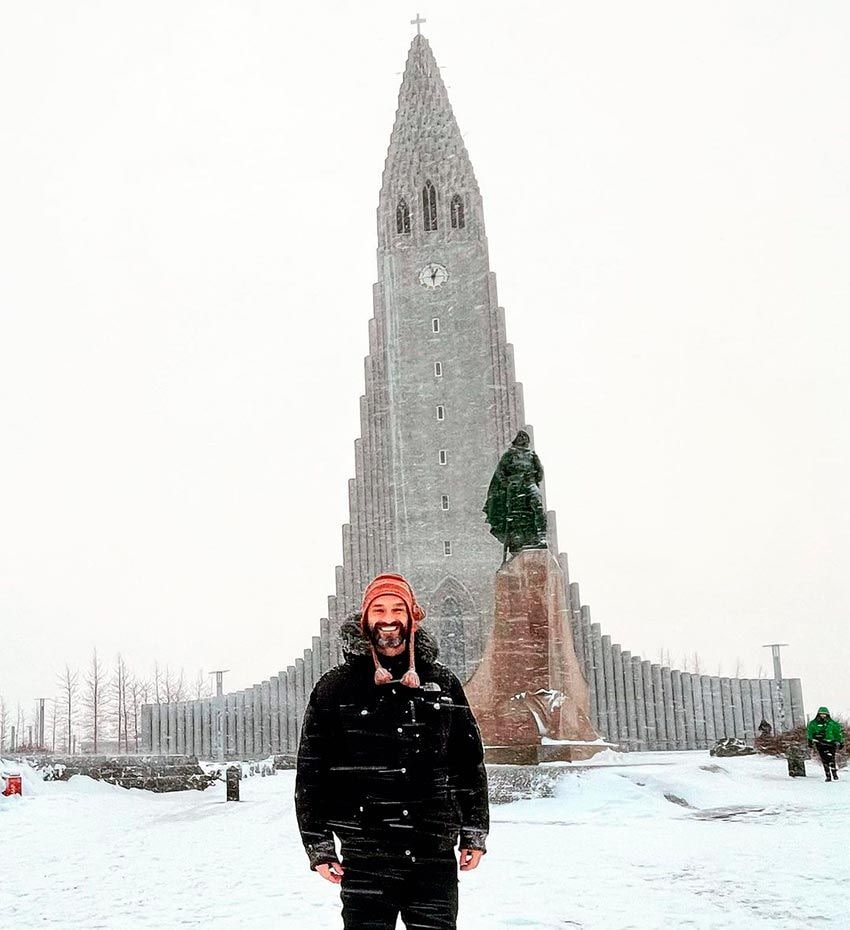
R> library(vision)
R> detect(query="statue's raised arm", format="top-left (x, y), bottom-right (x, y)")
top-left (483, 430), bottom-right (548, 562)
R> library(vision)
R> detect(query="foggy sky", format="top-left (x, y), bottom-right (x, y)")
top-left (1, 1), bottom-right (848, 725)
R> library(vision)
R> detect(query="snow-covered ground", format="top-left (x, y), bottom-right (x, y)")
top-left (1, 752), bottom-right (845, 929)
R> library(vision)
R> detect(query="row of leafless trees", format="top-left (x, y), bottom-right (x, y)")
top-left (655, 650), bottom-right (768, 678)
top-left (0, 652), bottom-right (214, 756)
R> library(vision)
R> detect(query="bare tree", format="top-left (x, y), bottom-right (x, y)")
top-left (84, 649), bottom-right (108, 753)
top-left (57, 666), bottom-right (79, 752)
top-left (128, 672), bottom-right (147, 753)
top-left (153, 662), bottom-right (163, 704)
top-left (164, 666), bottom-right (186, 703)
top-left (692, 652), bottom-right (702, 675)
top-left (193, 668), bottom-right (211, 700)
top-left (733, 657), bottom-right (745, 678)
top-left (112, 654), bottom-right (133, 754)
top-left (50, 697), bottom-right (58, 752)
top-left (16, 702), bottom-right (26, 749)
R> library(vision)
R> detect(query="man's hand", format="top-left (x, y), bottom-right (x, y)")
top-left (316, 861), bottom-right (345, 884)
top-left (459, 849), bottom-right (484, 871)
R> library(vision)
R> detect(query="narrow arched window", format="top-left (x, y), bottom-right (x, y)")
top-left (396, 198), bottom-right (410, 235)
top-left (423, 181), bottom-right (438, 231)
top-left (450, 194), bottom-right (465, 229)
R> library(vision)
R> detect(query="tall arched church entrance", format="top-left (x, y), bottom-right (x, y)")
top-left (428, 576), bottom-right (477, 681)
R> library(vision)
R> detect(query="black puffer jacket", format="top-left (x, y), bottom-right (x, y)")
top-left (295, 616), bottom-right (489, 869)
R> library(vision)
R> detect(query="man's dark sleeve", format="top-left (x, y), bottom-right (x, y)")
top-left (294, 690), bottom-right (338, 870)
top-left (448, 675), bottom-right (490, 853)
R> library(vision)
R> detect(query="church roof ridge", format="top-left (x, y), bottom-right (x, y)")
top-left (380, 33), bottom-right (479, 198)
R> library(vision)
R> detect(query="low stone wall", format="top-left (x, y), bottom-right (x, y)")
top-left (21, 754), bottom-right (218, 792)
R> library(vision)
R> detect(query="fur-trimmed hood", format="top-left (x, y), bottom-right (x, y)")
top-left (339, 613), bottom-right (440, 664)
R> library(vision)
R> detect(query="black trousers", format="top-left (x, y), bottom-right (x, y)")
top-left (339, 847), bottom-right (458, 930)
top-left (815, 741), bottom-right (838, 777)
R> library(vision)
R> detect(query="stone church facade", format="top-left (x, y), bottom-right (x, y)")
top-left (141, 33), bottom-right (804, 758)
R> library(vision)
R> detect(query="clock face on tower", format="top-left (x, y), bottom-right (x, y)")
top-left (418, 262), bottom-right (449, 289)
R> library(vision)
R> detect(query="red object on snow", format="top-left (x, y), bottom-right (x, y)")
top-left (2, 774), bottom-right (22, 796)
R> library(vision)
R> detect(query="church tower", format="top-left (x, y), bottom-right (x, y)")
top-left (326, 33), bottom-right (535, 680)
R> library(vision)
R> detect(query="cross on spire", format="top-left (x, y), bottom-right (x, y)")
top-left (410, 13), bottom-right (426, 36)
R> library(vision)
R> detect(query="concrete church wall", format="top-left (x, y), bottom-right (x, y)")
top-left (140, 566), bottom-right (804, 758)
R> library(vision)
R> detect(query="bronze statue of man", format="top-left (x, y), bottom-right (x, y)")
top-left (483, 430), bottom-right (548, 560)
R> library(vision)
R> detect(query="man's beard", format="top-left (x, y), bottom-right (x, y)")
top-left (368, 620), bottom-right (410, 653)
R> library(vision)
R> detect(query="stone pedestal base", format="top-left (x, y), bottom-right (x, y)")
top-left (465, 550), bottom-right (603, 764)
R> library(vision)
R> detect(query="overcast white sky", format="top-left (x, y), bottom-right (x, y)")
top-left (1, 1), bottom-right (848, 726)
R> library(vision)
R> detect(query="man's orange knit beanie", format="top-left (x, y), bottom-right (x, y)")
top-left (361, 573), bottom-right (425, 688)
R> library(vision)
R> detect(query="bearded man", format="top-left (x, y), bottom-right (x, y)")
top-left (295, 572), bottom-right (489, 930)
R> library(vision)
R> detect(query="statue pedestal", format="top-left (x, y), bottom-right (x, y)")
top-left (464, 550), bottom-right (603, 764)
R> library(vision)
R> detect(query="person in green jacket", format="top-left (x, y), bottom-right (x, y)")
top-left (807, 707), bottom-right (845, 782)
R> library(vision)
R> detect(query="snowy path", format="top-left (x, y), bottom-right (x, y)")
top-left (1, 753), bottom-right (844, 929)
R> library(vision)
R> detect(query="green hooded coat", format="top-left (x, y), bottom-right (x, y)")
top-left (806, 707), bottom-right (844, 744)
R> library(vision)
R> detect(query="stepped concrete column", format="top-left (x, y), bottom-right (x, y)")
top-left (661, 668), bottom-right (676, 750)
top-left (681, 673), bottom-right (696, 750)
top-left (463, 550), bottom-right (601, 763)
top-left (710, 678), bottom-right (724, 737)
top-left (185, 701), bottom-right (195, 757)
top-left (286, 666), bottom-right (297, 756)
top-left (739, 681), bottom-right (755, 743)
top-left (621, 650), bottom-right (637, 750)
top-left (689, 676), bottom-right (705, 748)
top-left (245, 688), bottom-right (254, 758)
top-left (304, 648), bottom-right (315, 699)
top-left (235, 692), bottom-right (245, 758)
top-left (276, 674), bottom-right (288, 754)
top-left (630, 657), bottom-right (647, 750)
top-left (758, 679), bottom-right (775, 731)
top-left (259, 681), bottom-right (270, 757)
top-left (159, 703), bottom-right (170, 755)
top-left (224, 694), bottom-right (234, 758)
top-left (612, 645), bottom-right (629, 747)
top-left (789, 679), bottom-right (804, 728)
top-left (252, 686), bottom-right (262, 758)
top-left (312, 637), bottom-right (323, 685)
top-left (671, 671), bottom-right (686, 750)
top-left (749, 680), bottom-right (763, 733)
top-left (579, 604), bottom-right (596, 723)
top-left (270, 677), bottom-right (281, 755)
top-left (780, 679), bottom-right (793, 731)
top-left (165, 703), bottom-right (175, 754)
top-left (591, 623), bottom-right (607, 737)
top-left (200, 701), bottom-right (210, 758)
top-left (151, 705), bottom-right (161, 753)
top-left (192, 702), bottom-right (202, 757)
top-left (320, 619), bottom-right (332, 672)
top-left (700, 677), bottom-right (716, 744)
top-left (730, 679), bottom-right (745, 739)
top-left (651, 665), bottom-right (667, 750)
top-left (641, 661), bottom-right (657, 749)
top-left (176, 702), bottom-right (186, 755)
top-left (720, 678), bottom-right (734, 737)
top-left (601, 635), bottom-right (619, 746)
top-left (276, 673), bottom-right (288, 752)
top-left (295, 659), bottom-right (306, 746)
top-left (141, 705), bottom-right (153, 753)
